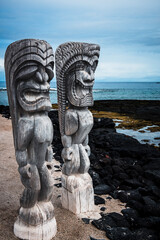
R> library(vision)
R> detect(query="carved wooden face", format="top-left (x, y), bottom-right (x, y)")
top-left (16, 62), bottom-right (54, 112)
top-left (67, 60), bottom-right (97, 107)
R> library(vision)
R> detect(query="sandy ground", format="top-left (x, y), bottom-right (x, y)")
top-left (0, 115), bottom-right (124, 240)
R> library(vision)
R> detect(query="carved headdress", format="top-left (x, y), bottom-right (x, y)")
top-left (5, 39), bottom-right (54, 149)
top-left (55, 42), bottom-right (100, 135)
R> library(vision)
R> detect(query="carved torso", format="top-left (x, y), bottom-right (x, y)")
top-left (34, 115), bottom-right (53, 144)
top-left (18, 115), bottom-right (53, 168)
top-left (65, 108), bottom-right (93, 144)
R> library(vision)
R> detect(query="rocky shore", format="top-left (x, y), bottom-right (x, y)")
top-left (0, 101), bottom-right (160, 240)
top-left (90, 100), bottom-right (160, 122)
top-left (90, 119), bottom-right (160, 239)
top-left (49, 109), bottom-right (160, 240)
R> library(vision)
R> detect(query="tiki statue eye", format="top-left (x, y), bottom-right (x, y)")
top-left (46, 64), bottom-right (54, 81)
top-left (91, 61), bottom-right (98, 72)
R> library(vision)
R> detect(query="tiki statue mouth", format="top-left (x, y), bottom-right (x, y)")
top-left (22, 87), bottom-right (50, 104)
top-left (73, 77), bottom-right (93, 100)
top-left (67, 61), bottom-right (97, 107)
top-left (16, 64), bottom-right (54, 112)
top-left (17, 82), bottom-right (52, 112)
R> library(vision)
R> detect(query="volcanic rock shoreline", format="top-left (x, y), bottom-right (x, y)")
top-left (0, 102), bottom-right (160, 240)
top-left (90, 100), bottom-right (160, 122)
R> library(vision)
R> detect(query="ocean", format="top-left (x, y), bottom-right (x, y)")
top-left (0, 81), bottom-right (160, 105)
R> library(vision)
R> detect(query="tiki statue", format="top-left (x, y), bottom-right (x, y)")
top-left (5, 39), bottom-right (57, 240)
top-left (56, 42), bottom-right (100, 214)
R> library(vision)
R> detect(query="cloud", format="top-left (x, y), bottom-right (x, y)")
top-left (0, 0), bottom-right (160, 81)
top-left (96, 60), bottom-right (160, 79)
top-left (5, 0), bottom-right (160, 12)
top-left (2, 0), bottom-right (108, 9)
top-left (0, 58), bottom-right (4, 71)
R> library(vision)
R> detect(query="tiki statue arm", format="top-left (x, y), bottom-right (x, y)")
top-left (82, 135), bottom-right (91, 156)
top-left (16, 117), bottom-right (34, 168)
top-left (16, 117), bottom-right (40, 207)
top-left (61, 110), bottom-right (78, 160)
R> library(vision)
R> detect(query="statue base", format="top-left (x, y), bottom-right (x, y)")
top-left (61, 173), bottom-right (95, 214)
top-left (14, 201), bottom-right (57, 240)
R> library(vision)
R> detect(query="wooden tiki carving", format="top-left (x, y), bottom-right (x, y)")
top-left (5, 39), bottom-right (57, 240)
top-left (56, 42), bottom-right (100, 214)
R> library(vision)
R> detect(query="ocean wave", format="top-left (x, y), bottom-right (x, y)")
top-left (0, 88), bottom-right (7, 91)
top-left (50, 88), bottom-right (57, 91)
top-left (93, 89), bottom-right (102, 92)
top-left (93, 89), bottom-right (118, 92)
top-left (0, 88), bottom-right (57, 92)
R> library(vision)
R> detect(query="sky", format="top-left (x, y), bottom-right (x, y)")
top-left (0, 0), bottom-right (160, 82)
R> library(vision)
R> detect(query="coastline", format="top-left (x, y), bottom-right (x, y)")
top-left (0, 99), bottom-right (160, 239)
top-left (0, 115), bottom-right (110, 240)
top-left (90, 100), bottom-right (160, 147)
top-left (90, 100), bottom-right (160, 122)
top-left (1, 99), bottom-right (159, 147)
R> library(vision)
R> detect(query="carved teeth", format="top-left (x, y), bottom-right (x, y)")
top-left (26, 88), bottom-right (49, 93)
top-left (76, 79), bottom-right (93, 89)
top-left (22, 90), bottom-right (49, 104)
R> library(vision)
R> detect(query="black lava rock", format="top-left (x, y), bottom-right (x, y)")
top-left (117, 190), bottom-right (130, 203)
top-left (100, 207), bottom-right (106, 211)
top-left (107, 212), bottom-right (130, 228)
top-left (145, 170), bottom-right (160, 184)
top-left (126, 200), bottom-right (145, 213)
top-left (93, 117), bottom-right (115, 130)
top-left (92, 215), bottom-right (117, 231)
top-left (105, 227), bottom-right (133, 240)
top-left (133, 228), bottom-right (159, 240)
top-left (82, 218), bottom-right (90, 224)
top-left (124, 179), bottom-right (144, 188)
top-left (151, 185), bottom-right (160, 198)
top-left (121, 208), bottom-right (139, 227)
top-left (0, 105), bottom-right (10, 118)
top-left (92, 218), bottom-right (107, 231)
top-left (89, 169), bottom-right (102, 187)
top-left (137, 216), bottom-right (160, 229)
top-left (106, 196), bottom-right (112, 200)
top-left (90, 237), bottom-right (105, 240)
top-left (94, 184), bottom-right (112, 195)
top-left (94, 196), bottom-right (105, 205)
top-left (142, 196), bottom-right (160, 216)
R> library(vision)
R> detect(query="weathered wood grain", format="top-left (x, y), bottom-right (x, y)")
top-left (56, 42), bottom-right (100, 215)
top-left (5, 39), bottom-right (57, 240)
